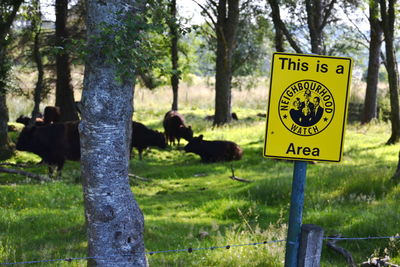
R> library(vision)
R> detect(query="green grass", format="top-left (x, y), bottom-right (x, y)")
top-left (2, 84), bottom-right (400, 266)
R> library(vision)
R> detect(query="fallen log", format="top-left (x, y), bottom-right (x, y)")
top-left (0, 167), bottom-right (50, 182)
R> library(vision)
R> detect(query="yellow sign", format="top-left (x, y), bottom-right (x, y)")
top-left (264, 53), bottom-right (353, 162)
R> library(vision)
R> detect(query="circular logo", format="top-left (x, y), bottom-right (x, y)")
top-left (278, 80), bottom-right (335, 136)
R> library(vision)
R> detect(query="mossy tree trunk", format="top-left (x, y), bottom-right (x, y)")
top-left (0, 0), bottom-right (24, 160)
top-left (81, 0), bottom-right (146, 266)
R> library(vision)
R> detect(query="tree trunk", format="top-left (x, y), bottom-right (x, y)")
top-left (266, 0), bottom-right (302, 53)
top-left (380, 0), bottom-right (400, 144)
top-left (362, 0), bottom-right (383, 124)
top-left (169, 0), bottom-right (179, 111)
top-left (55, 0), bottom-right (79, 122)
top-left (81, 0), bottom-right (146, 266)
top-left (305, 0), bottom-right (337, 55)
top-left (213, 0), bottom-right (239, 126)
top-left (31, 20), bottom-right (44, 122)
top-left (267, 0), bottom-right (284, 52)
top-left (0, 0), bottom-right (23, 160)
top-left (306, 0), bottom-right (323, 54)
top-left (0, 72), bottom-right (13, 160)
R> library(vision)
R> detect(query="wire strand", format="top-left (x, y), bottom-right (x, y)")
top-left (1, 235), bottom-right (399, 265)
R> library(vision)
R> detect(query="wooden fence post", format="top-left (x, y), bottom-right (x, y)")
top-left (298, 224), bottom-right (324, 267)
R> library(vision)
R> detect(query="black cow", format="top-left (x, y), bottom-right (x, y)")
top-left (16, 105), bottom-right (60, 126)
top-left (131, 121), bottom-right (167, 159)
top-left (184, 135), bottom-right (243, 162)
top-left (16, 115), bottom-right (44, 126)
top-left (163, 110), bottom-right (193, 146)
top-left (16, 121), bottom-right (80, 178)
top-left (43, 106), bottom-right (61, 125)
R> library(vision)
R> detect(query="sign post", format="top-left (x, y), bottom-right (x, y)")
top-left (264, 53), bottom-right (352, 267)
top-left (285, 161), bottom-right (307, 267)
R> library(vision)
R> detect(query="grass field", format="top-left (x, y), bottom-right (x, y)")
top-left (1, 78), bottom-right (400, 266)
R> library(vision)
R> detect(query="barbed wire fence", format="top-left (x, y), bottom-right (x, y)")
top-left (1, 235), bottom-right (400, 265)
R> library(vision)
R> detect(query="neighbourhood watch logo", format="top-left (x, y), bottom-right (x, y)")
top-left (278, 80), bottom-right (335, 136)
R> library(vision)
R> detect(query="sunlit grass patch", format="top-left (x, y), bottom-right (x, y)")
top-left (2, 81), bottom-right (400, 265)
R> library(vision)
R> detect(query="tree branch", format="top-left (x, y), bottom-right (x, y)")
top-left (267, 0), bottom-right (303, 53)
top-left (343, 10), bottom-right (369, 44)
top-left (229, 166), bottom-right (252, 183)
top-left (192, 0), bottom-right (217, 27)
top-left (326, 235), bottom-right (357, 267)
top-left (0, 0), bottom-right (24, 40)
top-left (320, 0), bottom-right (337, 31)
top-left (0, 167), bottom-right (50, 182)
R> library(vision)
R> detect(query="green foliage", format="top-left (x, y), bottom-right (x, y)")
top-left (92, 8), bottom-right (164, 84)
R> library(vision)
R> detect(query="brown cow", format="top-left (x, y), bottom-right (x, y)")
top-left (163, 110), bottom-right (193, 146)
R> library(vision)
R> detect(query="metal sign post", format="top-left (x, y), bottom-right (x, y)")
top-left (284, 161), bottom-right (307, 267)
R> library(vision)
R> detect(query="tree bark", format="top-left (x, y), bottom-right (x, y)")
top-left (362, 0), bottom-right (383, 124)
top-left (267, 0), bottom-right (303, 53)
top-left (55, 0), bottom-right (79, 122)
top-left (380, 0), bottom-right (400, 144)
top-left (213, 0), bottom-right (239, 126)
top-left (81, 0), bottom-right (146, 266)
top-left (305, 0), bottom-right (337, 55)
top-left (268, 0), bottom-right (284, 52)
top-left (169, 0), bottom-right (179, 111)
top-left (0, 0), bottom-right (23, 160)
top-left (31, 9), bottom-right (44, 123)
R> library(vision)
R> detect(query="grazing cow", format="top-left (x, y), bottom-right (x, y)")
top-left (16, 121), bottom-right (80, 178)
top-left (163, 110), bottom-right (193, 146)
top-left (131, 121), bottom-right (167, 159)
top-left (43, 106), bottom-right (61, 125)
top-left (184, 134), bottom-right (243, 162)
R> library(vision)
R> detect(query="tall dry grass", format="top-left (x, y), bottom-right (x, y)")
top-left (7, 66), bottom-right (374, 122)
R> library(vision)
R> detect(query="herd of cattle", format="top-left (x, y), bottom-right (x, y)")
top-left (14, 107), bottom-right (243, 177)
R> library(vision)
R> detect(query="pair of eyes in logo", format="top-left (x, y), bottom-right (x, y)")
top-left (278, 80), bottom-right (335, 136)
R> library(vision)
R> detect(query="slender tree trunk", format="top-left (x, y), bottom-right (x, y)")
top-left (306, 0), bottom-right (323, 54)
top-left (0, 0), bottom-right (23, 160)
top-left (169, 0), bottom-right (179, 111)
top-left (305, 0), bottom-right (336, 55)
top-left (81, 0), bottom-right (146, 266)
top-left (362, 1), bottom-right (383, 124)
top-left (55, 0), bottom-right (79, 122)
top-left (267, 0), bottom-right (284, 52)
top-left (31, 21), bottom-right (44, 122)
top-left (380, 0), bottom-right (400, 144)
top-left (267, 0), bottom-right (303, 53)
top-left (0, 53), bottom-right (13, 160)
top-left (213, 0), bottom-right (239, 126)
